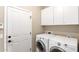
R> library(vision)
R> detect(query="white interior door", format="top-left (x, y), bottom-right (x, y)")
top-left (5, 7), bottom-right (32, 52)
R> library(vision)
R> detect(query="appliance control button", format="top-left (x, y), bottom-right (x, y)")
top-left (57, 42), bottom-right (61, 46)
top-left (40, 38), bottom-right (41, 39)
top-left (42, 38), bottom-right (44, 39)
top-left (64, 44), bottom-right (67, 47)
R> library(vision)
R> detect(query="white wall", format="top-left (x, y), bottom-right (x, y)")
top-left (0, 6), bottom-right (4, 52)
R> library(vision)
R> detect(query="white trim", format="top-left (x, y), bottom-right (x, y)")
top-left (4, 6), bottom-right (7, 52)
top-left (8, 6), bottom-right (32, 15)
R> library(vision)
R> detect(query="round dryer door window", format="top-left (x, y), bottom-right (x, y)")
top-left (36, 40), bottom-right (46, 52)
top-left (50, 46), bottom-right (65, 52)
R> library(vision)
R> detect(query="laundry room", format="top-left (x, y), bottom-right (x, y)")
top-left (0, 6), bottom-right (79, 52)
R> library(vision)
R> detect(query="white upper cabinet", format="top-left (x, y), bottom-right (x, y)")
top-left (63, 6), bottom-right (78, 24)
top-left (41, 6), bottom-right (79, 25)
top-left (53, 7), bottom-right (64, 25)
top-left (41, 7), bottom-right (54, 25)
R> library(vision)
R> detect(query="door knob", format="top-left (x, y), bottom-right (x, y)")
top-left (8, 36), bottom-right (11, 38)
top-left (8, 40), bottom-right (12, 43)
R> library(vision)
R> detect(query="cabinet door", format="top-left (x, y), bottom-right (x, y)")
top-left (63, 6), bottom-right (78, 24)
top-left (54, 7), bottom-right (64, 25)
top-left (41, 7), bottom-right (54, 25)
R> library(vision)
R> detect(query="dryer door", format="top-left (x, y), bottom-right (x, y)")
top-left (36, 40), bottom-right (46, 52)
top-left (50, 46), bottom-right (65, 52)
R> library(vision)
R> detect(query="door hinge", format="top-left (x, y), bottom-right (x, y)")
top-left (30, 32), bottom-right (32, 35)
top-left (30, 16), bottom-right (32, 19)
top-left (30, 48), bottom-right (32, 51)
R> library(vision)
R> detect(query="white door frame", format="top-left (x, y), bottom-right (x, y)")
top-left (4, 6), bottom-right (32, 52)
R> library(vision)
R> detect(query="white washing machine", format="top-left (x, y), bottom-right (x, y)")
top-left (49, 36), bottom-right (78, 52)
top-left (36, 34), bottom-right (55, 52)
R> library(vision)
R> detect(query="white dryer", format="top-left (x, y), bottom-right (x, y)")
top-left (49, 36), bottom-right (78, 52)
top-left (36, 34), bottom-right (55, 52)
top-left (36, 34), bottom-right (49, 52)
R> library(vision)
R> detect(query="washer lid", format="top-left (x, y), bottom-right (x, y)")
top-left (36, 40), bottom-right (46, 52)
